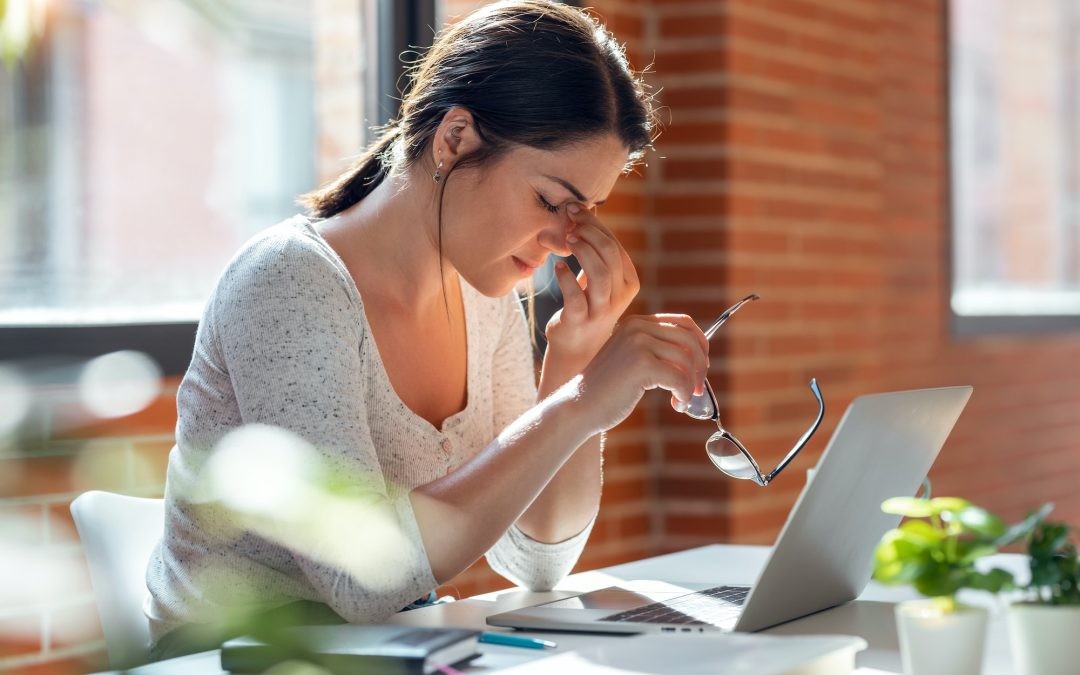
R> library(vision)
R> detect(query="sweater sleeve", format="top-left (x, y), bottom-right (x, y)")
top-left (211, 232), bottom-right (437, 622)
top-left (484, 293), bottom-right (596, 591)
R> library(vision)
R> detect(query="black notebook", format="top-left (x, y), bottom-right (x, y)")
top-left (220, 624), bottom-right (481, 675)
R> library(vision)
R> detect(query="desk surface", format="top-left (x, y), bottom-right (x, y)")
top-left (119, 544), bottom-right (1023, 674)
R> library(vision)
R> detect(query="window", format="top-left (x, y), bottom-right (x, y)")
top-left (0, 0), bottom-right (386, 371)
top-left (950, 0), bottom-right (1080, 333)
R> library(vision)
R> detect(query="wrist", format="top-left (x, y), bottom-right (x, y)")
top-left (542, 374), bottom-right (600, 442)
top-left (539, 347), bottom-right (592, 397)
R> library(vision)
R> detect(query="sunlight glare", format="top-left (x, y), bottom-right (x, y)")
top-left (204, 425), bottom-right (313, 516)
top-left (78, 351), bottom-right (162, 418)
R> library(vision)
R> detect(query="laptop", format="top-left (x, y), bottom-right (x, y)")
top-left (487, 385), bottom-right (974, 635)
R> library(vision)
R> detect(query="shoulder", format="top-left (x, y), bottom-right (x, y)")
top-left (223, 217), bottom-right (344, 284)
top-left (215, 216), bottom-right (357, 307)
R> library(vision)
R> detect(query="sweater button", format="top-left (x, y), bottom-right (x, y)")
top-left (440, 438), bottom-right (452, 453)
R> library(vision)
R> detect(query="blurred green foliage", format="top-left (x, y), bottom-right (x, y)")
top-left (1025, 516), bottom-right (1080, 606)
top-left (1, 0), bottom-right (37, 69)
top-left (872, 496), bottom-right (1045, 612)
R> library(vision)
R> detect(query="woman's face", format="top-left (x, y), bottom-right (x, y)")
top-left (439, 134), bottom-right (629, 297)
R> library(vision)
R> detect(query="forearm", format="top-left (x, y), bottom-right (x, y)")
top-left (408, 378), bottom-right (593, 584)
top-left (515, 352), bottom-right (603, 543)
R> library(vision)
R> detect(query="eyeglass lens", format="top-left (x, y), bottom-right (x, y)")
top-left (684, 386), bottom-right (716, 421)
top-left (705, 433), bottom-right (759, 481)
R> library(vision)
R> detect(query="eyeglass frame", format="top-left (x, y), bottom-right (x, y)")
top-left (688, 295), bottom-right (826, 487)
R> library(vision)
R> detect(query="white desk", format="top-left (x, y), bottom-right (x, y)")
top-left (114, 544), bottom-right (1024, 674)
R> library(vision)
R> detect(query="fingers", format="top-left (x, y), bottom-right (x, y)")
top-left (649, 314), bottom-right (711, 364)
top-left (621, 315), bottom-right (710, 399)
top-left (554, 260), bottom-right (587, 320)
top-left (621, 247), bottom-right (640, 292)
top-left (566, 204), bottom-right (632, 311)
top-left (568, 238), bottom-right (611, 311)
top-left (643, 338), bottom-right (702, 403)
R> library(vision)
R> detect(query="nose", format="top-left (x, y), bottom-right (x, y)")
top-left (538, 219), bottom-right (573, 257)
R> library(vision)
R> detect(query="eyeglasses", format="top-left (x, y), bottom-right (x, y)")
top-left (683, 294), bottom-right (825, 487)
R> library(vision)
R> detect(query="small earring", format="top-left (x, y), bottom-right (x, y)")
top-left (433, 160), bottom-right (444, 184)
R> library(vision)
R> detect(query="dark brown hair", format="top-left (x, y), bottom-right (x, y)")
top-left (298, 0), bottom-right (656, 217)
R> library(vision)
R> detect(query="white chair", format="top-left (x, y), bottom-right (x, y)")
top-left (70, 490), bottom-right (164, 670)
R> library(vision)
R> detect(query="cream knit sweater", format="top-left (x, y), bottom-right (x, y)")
top-left (145, 216), bottom-right (594, 643)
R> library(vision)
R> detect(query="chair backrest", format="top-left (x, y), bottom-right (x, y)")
top-left (70, 491), bottom-right (164, 670)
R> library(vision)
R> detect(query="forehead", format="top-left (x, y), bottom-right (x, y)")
top-left (500, 134), bottom-right (629, 205)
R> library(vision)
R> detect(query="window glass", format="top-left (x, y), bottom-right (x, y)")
top-left (0, 0), bottom-right (326, 325)
top-left (951, 0), bottom-right (1080, 317)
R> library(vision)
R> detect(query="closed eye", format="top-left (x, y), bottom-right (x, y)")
top-left (536, 192), bottom-right (561, 215)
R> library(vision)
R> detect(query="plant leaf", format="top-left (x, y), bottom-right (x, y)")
top-left (955, 541), bottom-right (998, 564)
top-left (914, 564), bottom-right (965, 598)
top-left (955, 506), bottom-right (1006, 538)
top-left (968, 568), bottom-right (1014, 593)
top-left (882, 497), bottom-right (937, 518)
top-left (899, 519), bottom-right (944, 545)
top-left (874, 530), bottom-right (931, 584)
top-left (996, 503), bottom-right (1053, 547)
top-left (930, 497), bottom-right (971, 513)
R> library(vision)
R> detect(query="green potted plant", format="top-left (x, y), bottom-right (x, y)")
top-left (1007, 509), bottom-right (1080, 675)
top-left (872, 496), bottom-right (1031, 675)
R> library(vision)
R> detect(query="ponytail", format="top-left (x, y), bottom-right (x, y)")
top-left (297, 125), bottom-right (400, 219)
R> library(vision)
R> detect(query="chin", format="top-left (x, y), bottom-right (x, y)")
top-left (459, 269), bottom-right (517, 298)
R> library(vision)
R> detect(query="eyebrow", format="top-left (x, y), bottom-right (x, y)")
top-left (542, 174), bottom-right (607, 206)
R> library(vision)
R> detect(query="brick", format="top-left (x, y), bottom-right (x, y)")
top-left (664, 513), bottom-right (729, 538)
top-left (4, 652), bottom-right (107, 675)
top-left (657, 263), bottom-right (727, 289)
top-left (46, 503), bottom-right (77, 545)
top-left (600, 477), bottom-right (649, 505)
top-left (616, 512), bottom-right (651, 538)
top-left (0, 612), bottom-right (42, 659)
top-left (130, 438), bottom-right (173, 490)
top-left (0, 455), bottom-right (78, 499)
top-left (46, 598), bottom-right (104, 649)
top-left (0, 504), bottom-right (46, 546)
top-left (603, 441), bottom-right (649, 467)
top-left (658, 228), bottom-right (726, 252)
top-left (53, 390), bottom-right (177, 440)
top-left (658, 474), bottom-right (729, 500)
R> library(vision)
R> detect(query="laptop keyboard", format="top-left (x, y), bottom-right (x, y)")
top-left (598, 585), bottom-right (750, 626)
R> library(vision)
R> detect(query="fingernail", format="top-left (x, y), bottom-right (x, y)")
top-left (567, 233), bottom-right (579, 243)
top-left (568, 204), bottom-right (581, 214)
top-left (555, 261), bottom-right (568, 271)
top-left (673, 400), bottom-right (689, 413)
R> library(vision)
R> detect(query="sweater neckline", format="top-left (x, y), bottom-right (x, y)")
top-left (292, 215), bottom-right (477, 437)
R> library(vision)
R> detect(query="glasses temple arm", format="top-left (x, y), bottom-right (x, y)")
top-left (765, 378), bottom-right (825, 483)
top-left (704, 294), bottom-right (760, 339)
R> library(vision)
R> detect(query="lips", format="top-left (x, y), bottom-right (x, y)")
top-left (512, 256), bottom-right (543, 275)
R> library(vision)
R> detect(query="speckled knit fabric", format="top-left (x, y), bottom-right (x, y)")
top-left (144, 216), bottom-right (594, 644)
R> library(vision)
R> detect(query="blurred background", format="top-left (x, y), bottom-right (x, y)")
top-left (2, 0), bottom-right (1079, 672)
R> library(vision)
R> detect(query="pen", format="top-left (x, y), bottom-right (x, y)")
top-left (478, 632), bottom-right (557, 649)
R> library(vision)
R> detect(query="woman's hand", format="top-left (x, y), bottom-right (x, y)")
top-left (544, 204), bottom-right (639, 373)
top-left (572, 314), bottom-right (711, 436)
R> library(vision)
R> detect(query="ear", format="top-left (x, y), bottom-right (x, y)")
top-left (431, 107), bottom-right (482, 168)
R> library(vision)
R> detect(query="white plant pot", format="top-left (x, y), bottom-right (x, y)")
top-left (1007, 603), bottom-right (1080, 675)
top-left (894, 600), bottom-right (987, 675)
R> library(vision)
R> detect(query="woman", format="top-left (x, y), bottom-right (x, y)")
top-left (145, 0), bottom-right (709, 659)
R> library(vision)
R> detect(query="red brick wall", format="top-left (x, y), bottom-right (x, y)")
top-left (648, 0), bottom-right (1080, 552)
